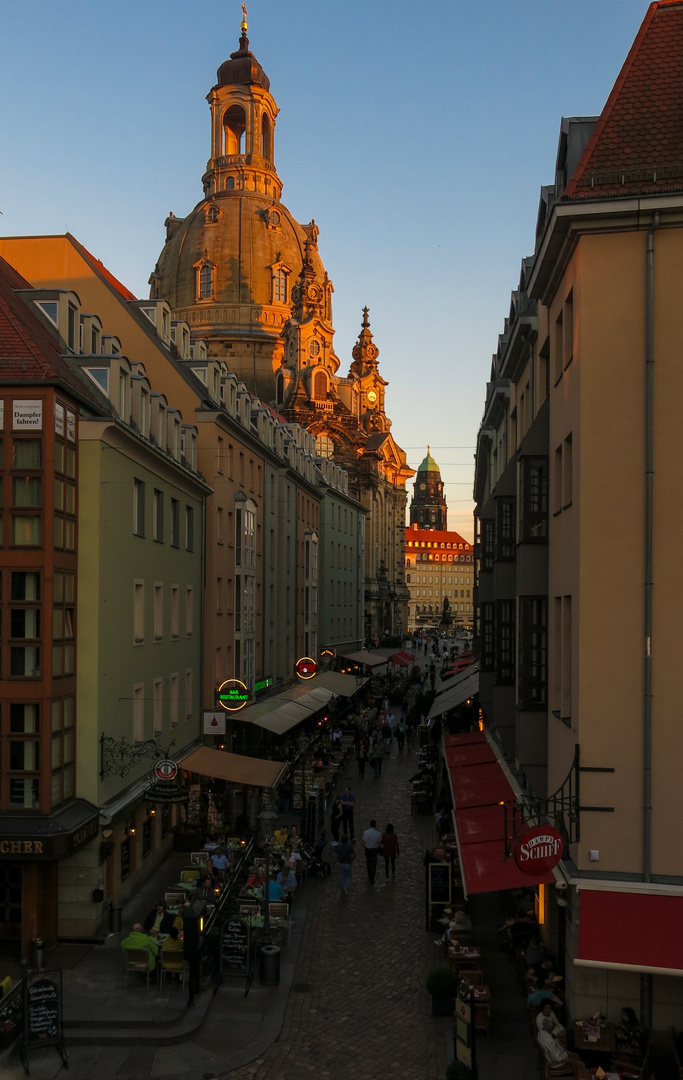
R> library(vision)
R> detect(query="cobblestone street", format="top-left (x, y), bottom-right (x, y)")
top-left (219, 745), bottom-right (448, 1080)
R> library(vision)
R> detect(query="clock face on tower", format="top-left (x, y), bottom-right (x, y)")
top-left (419, 482), bottom-right (426, 491)
top-left (367, 390), bottom-right (377, 405)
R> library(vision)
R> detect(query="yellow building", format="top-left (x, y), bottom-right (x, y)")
top-left (473, 0), bottom-right (683, 1029)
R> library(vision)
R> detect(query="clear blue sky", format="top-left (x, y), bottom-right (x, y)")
top-left (0, 0), bottom-right (648, 538)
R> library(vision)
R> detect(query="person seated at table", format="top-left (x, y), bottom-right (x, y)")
top-left (143, 900), bottom-right (176, 936)
top-left (161, 927), bottom-right (184, 975)
top-left (616, 1006), bottom-right (644, 1056)
top-left (281, 845), bottom-right (301, 872)
top-left (263, 868), bottom-right (285, 902)
top-left (287, 825), bottom-right (302, 848)
top-left (528, 987), bottom-right (563, 1009)
top-left (538, 1016), bottom-right (571, 1064)
top-left (211, 844), bottom-right (231, 874)
top-left (121, 923), bottom-right (159, 971)
top-left (203, 834), bottom-right (219, 851)
top-left (193, 852), bottom-right (216, 879)
top-left (246, 866), bottom-right (266, 891)
top-left (536, 1002), bottom-right (566, 1040)
top-left (272, 825), bottom-right (289, 845)
top-left (434, 907), bottom-right (472, 946)
top-left (190, 874), bottom-right (216, 905)
top-left (276, 864), bottom-right (297, 902)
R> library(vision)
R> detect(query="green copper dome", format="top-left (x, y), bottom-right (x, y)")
top-left (417, 446), bottom-right (440, 473)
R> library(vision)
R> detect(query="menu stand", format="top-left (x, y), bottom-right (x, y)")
top-left (20, 967), bottom-right (67, 1076)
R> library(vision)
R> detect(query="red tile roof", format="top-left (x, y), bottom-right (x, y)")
top-left (0, 255), bottom-right (108, 409)
top-left (405, 525), bottom-right (472, 551)
top-left (565, 1), bottom-right (683, 200)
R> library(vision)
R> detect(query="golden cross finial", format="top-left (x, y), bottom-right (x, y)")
top-left (241, 3), bottom-right (248, 33)
top-left (427, 444), bottom-right (431, 455)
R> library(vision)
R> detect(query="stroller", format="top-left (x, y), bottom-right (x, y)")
top-left (301, 833), bottom-right (332, 878)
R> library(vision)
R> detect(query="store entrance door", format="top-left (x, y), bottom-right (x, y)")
top-left (0, 862), bottom-right (22, 955)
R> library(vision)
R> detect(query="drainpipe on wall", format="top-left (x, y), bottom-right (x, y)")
top-left (641, 210), bottom-right (658, 1028)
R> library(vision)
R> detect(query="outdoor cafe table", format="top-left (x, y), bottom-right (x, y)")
top-left (459, 982), bottom-right (490, 1004)
top-left (573, 1020), bottom-right (616, 1056)
top-left (448, 945), bottom-right (481, 972)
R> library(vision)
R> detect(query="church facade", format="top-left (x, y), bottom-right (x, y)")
top-left (150, 16), bottom-right (413, 642)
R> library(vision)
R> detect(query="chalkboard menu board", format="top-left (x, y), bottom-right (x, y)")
top-left (221, 919), bottom-right (249, 975)
top-left (428, 862), bottom-right (452, 905)
top-left (26, 973), bottom-right (60, 1045)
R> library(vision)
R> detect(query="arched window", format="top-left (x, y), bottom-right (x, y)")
top-left (273, 268), bottom-right (287, 304)
top-left (206, 205), bottom-right (219, 223)
top-left (275, 371), bottom-right (285, 405)
top-left (261, 114), bottom-right (271, 160)
top-left (315, 434), bottom-right (334, 459)
top-left (225, 176), bottom-right (235, 190)
top-left (313, 370), bottom-right (327, 401)
top-left (223, 105), bottom-right (246, 155)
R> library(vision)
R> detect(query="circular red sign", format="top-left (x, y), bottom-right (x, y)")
top-left (433, 847), bottom-right (447, 861)
top-left (514, 824), bottom-right (564, 875)
top-left (154, 759), bottom-right (178, 782)
top-left (295, 657), bottom-right (317, 680)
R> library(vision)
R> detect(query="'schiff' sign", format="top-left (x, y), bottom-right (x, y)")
top-left (514, 824), bottom-right (564, 875)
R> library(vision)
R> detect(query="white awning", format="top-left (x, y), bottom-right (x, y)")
top-left (427, 670), bottom-right (479, 721)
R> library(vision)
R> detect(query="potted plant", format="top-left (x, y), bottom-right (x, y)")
top-left (426, 966), bottom-right (457, 1016)
top-left (0, 1020), bottom-right (18, 1050)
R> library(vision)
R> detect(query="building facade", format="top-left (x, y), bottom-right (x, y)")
top-left (148, 20), bottom-right (413, 643)
top-left (405, 451), bottom-right (473, 630)
top-left (472, 0), bottom-right (683, 1029)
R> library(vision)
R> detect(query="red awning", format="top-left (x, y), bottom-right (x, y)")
top-left (450, 761), bottom-right (516, 808)
top-left (459, 838), bottom-right (556, 895)
top-left (442, 657), bottom-right (476, 678)
top-left (445, 743), bottom-right (496, 768)
top-left (443, 731), bottom-right (558, 897)
top-left (389, 650), bottom-right (419, 667)
top-left (577, 890), bottom-right (683, 976)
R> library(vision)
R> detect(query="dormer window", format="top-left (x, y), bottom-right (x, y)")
top-left (206, 205), bottom-right (220, 224)
top-left (273, 268), bottom-right (287, 304)
top-left (34, 301), bottom-right (58, 327)
top-left (196, 257), bottom-right (215, 302)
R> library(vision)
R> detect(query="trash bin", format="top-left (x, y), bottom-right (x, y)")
top-left (259, 944), bottom-right (280, 986)
top-left (109, 905), bottom-right (122, 933)
top-left (32, 938), bottom-right (45, 971)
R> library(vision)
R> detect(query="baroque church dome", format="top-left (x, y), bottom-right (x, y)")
top-left (149, 21), bottom-right (329, 402)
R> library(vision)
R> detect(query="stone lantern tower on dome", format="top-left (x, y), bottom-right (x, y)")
top-left (149, 13), bottom-right (329, 403)
top-left (409, 448), bottom-right (448, 530)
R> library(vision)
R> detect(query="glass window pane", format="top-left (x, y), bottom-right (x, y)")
top-left (66, 484), bottom-right (75, 514)
top-left (12, 476), bottom-right (41, 507)
top-left (63, 644), bottom-right (74, 674)
top-left (52, 645), bottom-right (62, 677)
top-left (54, 479), bottom-right (64, 510)
top-left (11, 440), bottom-right (41, 468)
top-left (66, 447), bottom-right (76, 479)
top-left (64, 574), bottom-right (74, 603)
top-left (52, 701), bottom-right (62, 732)
top-left (9, 778), bottom-right (39, 808)
top-left (64, 609), bottom-right (74, 639)
top-left (10, 704), bottom-right (39, 733)
top-left (63, 766), bottom-right (73, 799)
top-left (53, 571), bottom-right (63, 603)
top-left (52, 737), bottom-right (61, 768)
top-left (65, 520), bottom-right (75, 550)
top-left (53, 609), bottom-right (63, 638)
top-left (10, 608), bottom-right (40, 638)
top-left (54, 442), bottom-right (64, 473)
top-left (63, 698), bottom-right (74, 728)
top-left (63, 730), bottom-right (73, 764)
top-left (10, 741), bottom-right (39, 770)
top-left (54, 517), bottom-right (64, 547)
top-left (51, 772), bottom-right (61, 805)
top-left (10, 646), bottom-right (40, 677)
top-left (11, 572), bottom-right (40, 601)
top-left (11, 515), bottom-right (40, 546)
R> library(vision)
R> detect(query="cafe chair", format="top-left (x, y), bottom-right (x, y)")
top-left (464, 969), bottom-right (484, 986)
top-left (473, 1003), bottom-right (490, 1038)
top-left (124, 949), bottom-right (152, 990)
top-left (165, 890), bottom-right (186, 906)
top-left (158, 953), bottom-right (188, 991)
top-left (190, 851), bottom-right (207, 864)
top-left (181, 869), bottom-right (199, 884)
top-left (238, 901), bottom-right (261, 917)
top-left (613, 1043), bottom-right (652, 1080)
top-left (268, 902), bottom-right (291, 944)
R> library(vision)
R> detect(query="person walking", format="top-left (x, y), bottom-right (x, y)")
top-left (396, 718), bottom-right (406, 754)
top-left (381, 823), bottom-right (399, 880)
top-left (362, 819), bottom-right (382, 884)
top-left (335, 832), bottom-right (355, 895)
top-left (356, 736), bottom-right (368, 778)
top-left (372, 734), bottom-right (384, 778)
top-left (341, 783), bottom-right (356, 840)
top-left (330, 796), bottom-right (343, 842)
